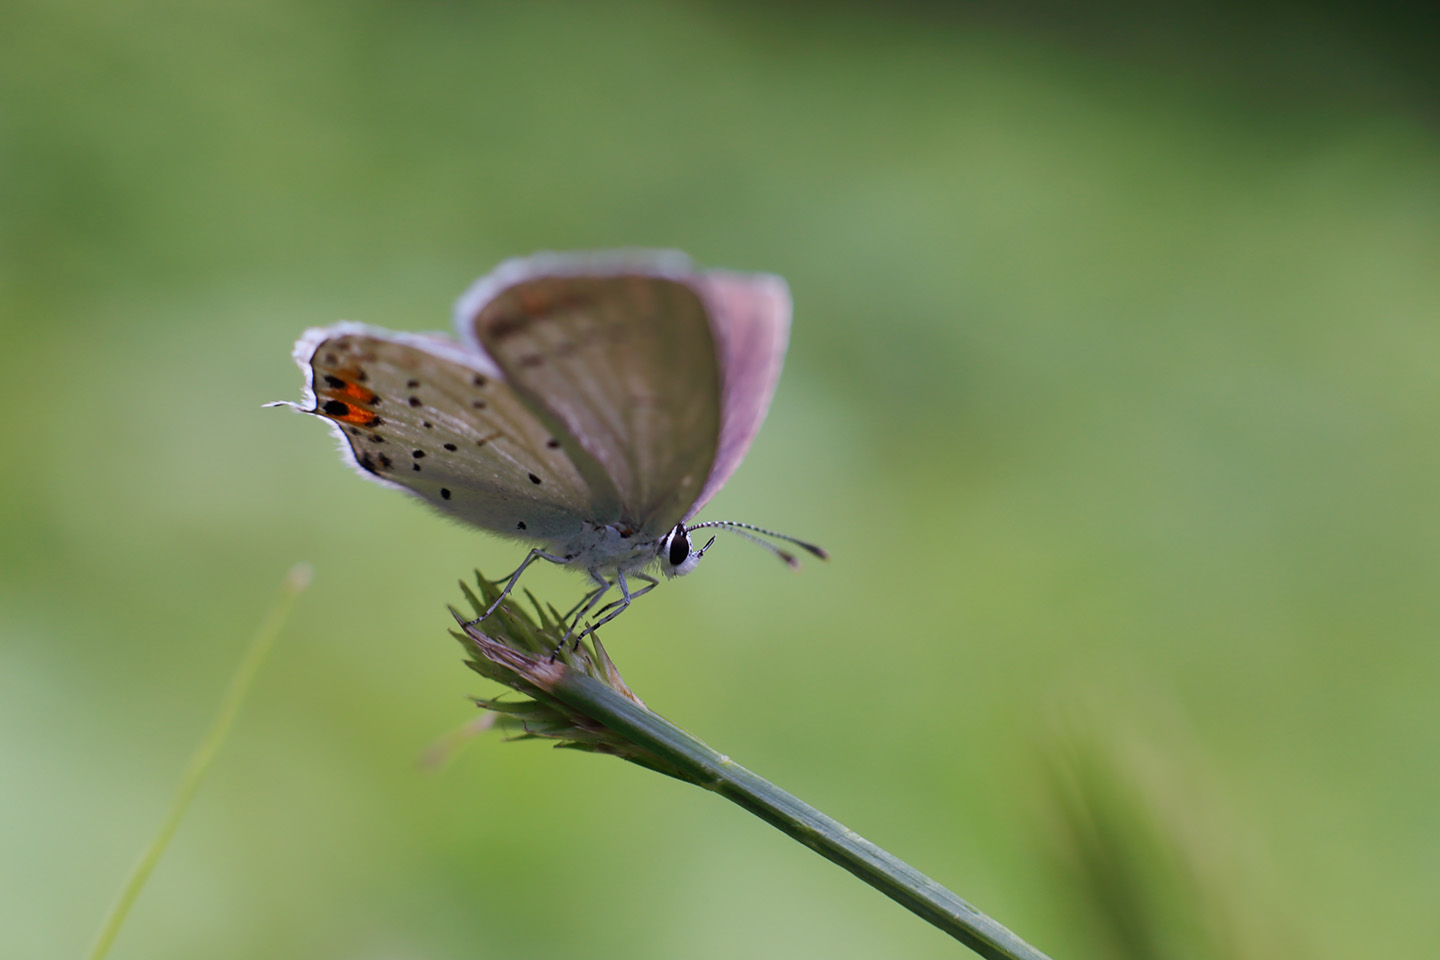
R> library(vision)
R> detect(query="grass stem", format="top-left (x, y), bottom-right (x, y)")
top-left (549, 669), bottom-right (1053, 960)
top-left (84, 564), bottom-right (312, 960)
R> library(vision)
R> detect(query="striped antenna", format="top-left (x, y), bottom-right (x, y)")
top-left (684, 520), bottom-right (828, 568)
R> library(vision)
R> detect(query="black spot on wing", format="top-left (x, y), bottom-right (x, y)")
top-left (323, 400), bottom-right (349, 417)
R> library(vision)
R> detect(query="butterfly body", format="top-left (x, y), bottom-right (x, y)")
top-left (277, 251), bottom-right (822, 637)
top-left (537, 519), bottom-right (681, 580)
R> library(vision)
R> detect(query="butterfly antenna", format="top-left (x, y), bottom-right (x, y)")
top-left (684, 521), bottom-right (828, 568)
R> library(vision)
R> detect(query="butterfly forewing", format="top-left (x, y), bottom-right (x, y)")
top-left (297, 325), bottom-right (619, 541)
top-left (460, 272), bottom-right (722, 538)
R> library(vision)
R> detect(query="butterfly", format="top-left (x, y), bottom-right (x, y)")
top-left (274, 251), bottom-right (825, 640)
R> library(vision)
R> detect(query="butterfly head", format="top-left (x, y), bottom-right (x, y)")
top-left (658, 522), bottom-right (716, 579)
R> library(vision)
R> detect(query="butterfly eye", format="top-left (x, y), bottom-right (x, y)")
top-left (667, 523), bottom-right (691, 567)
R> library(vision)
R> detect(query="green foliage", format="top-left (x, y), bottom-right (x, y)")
top-left (5, 2), bottom-right (1438, 958)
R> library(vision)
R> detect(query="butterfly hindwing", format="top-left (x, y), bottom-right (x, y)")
top-left (292, 323), bottom-right (620, 542)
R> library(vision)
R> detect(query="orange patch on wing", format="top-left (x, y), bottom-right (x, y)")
top-left (315, 399), bottom-right (381, 427)
top-left (335, 405), bottom-right (380, 426)
top-left (316, 367), bottom-right (378, 405)
top-left (334, 380), bottom-right (377, 404)
top-left (313, 364), bottom-right (383, 428)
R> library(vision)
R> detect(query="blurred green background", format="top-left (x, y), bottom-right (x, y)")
top-left (4, 1), bottom-right (1439, 957)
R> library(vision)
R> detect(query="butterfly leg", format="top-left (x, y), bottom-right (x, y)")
top-left (561, 570), bottom-right (613, 645)
top-left (590, 571), bottom-right (659, 621)
top-left (578, 570), bottom-right (658, 639)
top-left (469, 547), bottom-right (571, 626)
top-left (560, 582), bottom-right (606, 624)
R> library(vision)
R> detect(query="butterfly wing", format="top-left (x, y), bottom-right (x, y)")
top-left (284, 322), bottom-right (624, 542)
top-left (685, 271), bottom-right (792, 520)
top-left (455, 253), bottom-right (728, 538)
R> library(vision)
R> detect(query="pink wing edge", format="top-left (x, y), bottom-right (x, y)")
top-left (267, 320), bottom-right (503, 497)
top-left (450, 251), bottom-right (792, 523)
top-left (685, 272), bottom-right (792, 519)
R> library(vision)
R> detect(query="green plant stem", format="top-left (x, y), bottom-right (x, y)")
top-left (85, 564), bottom-right (313, 960)
top-left (551, 671), bottom-right (1053, 960)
